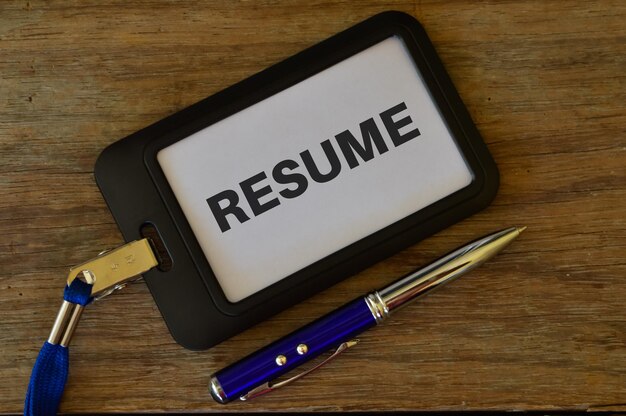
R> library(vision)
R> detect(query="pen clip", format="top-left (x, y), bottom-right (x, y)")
top-left (240, 339), bottom-right (359, 401)
top-left (66, 238), bottom-right (159, 300)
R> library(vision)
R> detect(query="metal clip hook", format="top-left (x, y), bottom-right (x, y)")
top-left (240, 339), bottom-right (359, 401)
top-left (48, 239), bottom-right (159, 347)
top-left (66, 238), bottom-right (159, 300)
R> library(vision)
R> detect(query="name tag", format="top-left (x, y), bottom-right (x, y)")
top-left (96, 12), bottom-right (497, 349)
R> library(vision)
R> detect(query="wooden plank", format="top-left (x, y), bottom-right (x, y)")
top-left (0, 0), bottom-right (624, 412)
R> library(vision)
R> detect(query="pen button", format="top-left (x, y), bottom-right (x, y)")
top-left (275, 355), bottom-right (287, 366)
top-left (296, 343), bottom-right (308, 355)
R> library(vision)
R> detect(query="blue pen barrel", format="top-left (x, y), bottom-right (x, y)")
top-left (210, 297), bottom-right (377, 403)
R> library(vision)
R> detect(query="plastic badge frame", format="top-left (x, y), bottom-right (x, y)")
top-left (95, 11), bottom-right (499, 350)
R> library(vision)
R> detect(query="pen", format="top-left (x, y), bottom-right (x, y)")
top-left (209, 226), bottom-right (525, 403)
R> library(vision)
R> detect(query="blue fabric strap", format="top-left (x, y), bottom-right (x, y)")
top-left (63, 278), bottom-right (92, 306)
top-left (24, 279), bottom-right (92, 416)
top-left (24, 342), bottom-right (68, 416)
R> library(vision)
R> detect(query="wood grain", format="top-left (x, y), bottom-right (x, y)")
top-left (1, 0), bottom-right (624, 412)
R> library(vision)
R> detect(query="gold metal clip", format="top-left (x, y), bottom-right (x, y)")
top-left (48, 239), bottom-right (158, 347)
top-left (240, 339), bottom-right (359, 401)
top-left (66, 238), bottom-right (159, 300)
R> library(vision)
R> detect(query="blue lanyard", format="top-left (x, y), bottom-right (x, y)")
top-left (24, 279), bottom-right (93, 416)
top-left (23, 238), bottom-right (158, 415)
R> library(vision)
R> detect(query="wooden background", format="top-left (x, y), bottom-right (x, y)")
top-left (1, 0), bottom-right (624, 413)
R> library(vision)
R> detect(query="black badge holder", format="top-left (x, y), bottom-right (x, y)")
top-left (94, 11), bottom-right (499, 350)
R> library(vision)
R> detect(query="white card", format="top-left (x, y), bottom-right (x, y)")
top-left (157, 36), bottom-right (473, 302)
